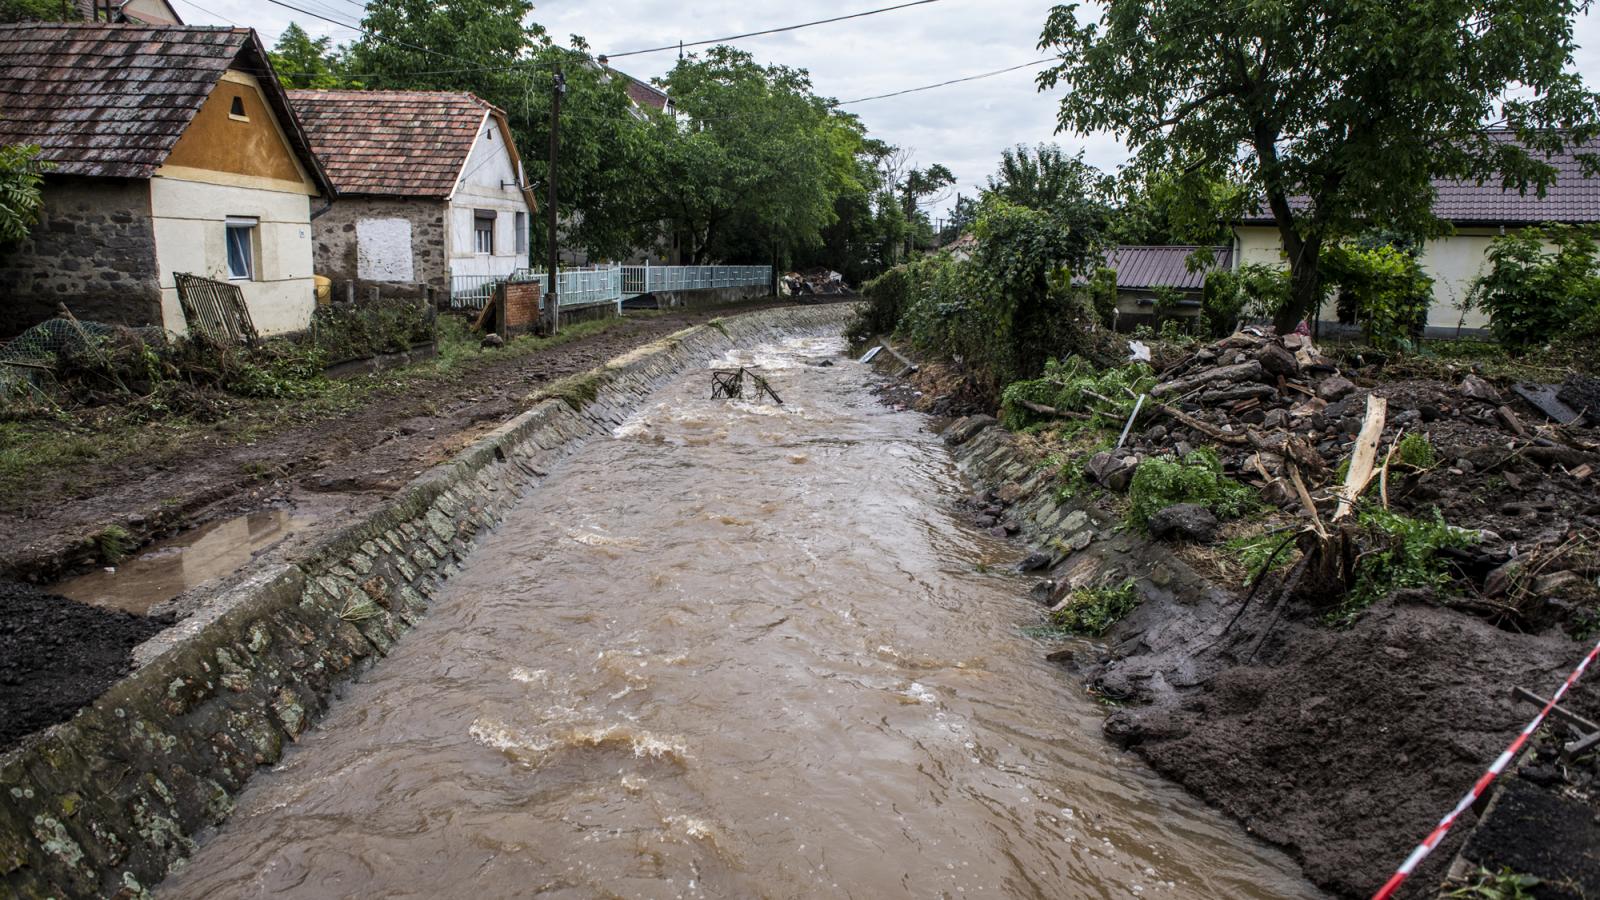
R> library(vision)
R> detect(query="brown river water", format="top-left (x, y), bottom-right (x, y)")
top-left (159, 334), bottom-right (1320, 900)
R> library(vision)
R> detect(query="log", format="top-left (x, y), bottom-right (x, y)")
top-left (1150, 360), bottom-right (1264, 398)
top-left (1150, 401), bottom-right (1251, 444)
top-left (1332, 394), bottom-right (1388, 522)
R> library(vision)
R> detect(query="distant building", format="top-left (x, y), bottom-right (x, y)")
top-left (1099, 244), bottom-right (1232, 326)
top-left (75, 0), bottom-right (183, 25)
top-left (0, 23), bottom-right (332, 337)
top-left (288, 90), bottom-right (537, 303)
top-left (1232, 131), bottom-right (1600, 336)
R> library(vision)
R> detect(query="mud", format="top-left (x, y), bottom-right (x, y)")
top-left (1, 302), bottom-right (812, 587)
top-left (0, 580), bottom-right (169, 750)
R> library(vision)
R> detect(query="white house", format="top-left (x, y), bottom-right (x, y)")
top-left (0, 23), bottom-right (332, 338)
top-left (288, 90), bottom-right (537, 302)
top-left (1232, 132), bottom-right (1600, 337)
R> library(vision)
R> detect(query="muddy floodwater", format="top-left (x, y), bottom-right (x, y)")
top-left (160, 336), bottom-right (1320, 899)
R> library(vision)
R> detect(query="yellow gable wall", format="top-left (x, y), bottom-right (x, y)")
top-left (160, 70), bottom-right (316, 195)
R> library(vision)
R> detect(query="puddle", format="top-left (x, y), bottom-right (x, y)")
top-left (53, 508), bottom-right (318, 615)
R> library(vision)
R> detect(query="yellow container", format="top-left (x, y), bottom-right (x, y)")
top-left (313, 275), bottom-right (333, 307)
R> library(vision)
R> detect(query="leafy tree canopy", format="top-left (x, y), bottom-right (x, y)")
top-left (0, 143), bottom-right (45, 244)
top-left (270, 23), bottom-right (352, 90)
top-left (1040, 0), bottom-right (1600, 330)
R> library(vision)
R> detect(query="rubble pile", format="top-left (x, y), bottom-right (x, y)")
top-left (1083, 328), bottom-right (1600, 628)
top-left (781, 269), bottom-right (852, 297)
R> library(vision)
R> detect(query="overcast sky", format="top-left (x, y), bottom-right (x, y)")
top-left (178, 0), bottom-right (1600, 220)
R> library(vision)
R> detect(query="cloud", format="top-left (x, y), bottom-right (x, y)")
top-left (182, 0), bottom-right (1600, 221)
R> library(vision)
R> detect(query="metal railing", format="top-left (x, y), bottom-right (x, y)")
top-left (449, 264), bottom-right (772, 311)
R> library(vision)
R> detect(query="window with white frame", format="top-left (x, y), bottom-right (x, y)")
top-left (474, 210), bottom-right (495, 254)
top-left (226, 217), bottom-right (257, 280)
top-left (514, 211), bottom-right (527, 254)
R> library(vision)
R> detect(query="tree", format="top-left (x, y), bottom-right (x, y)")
top-left (0, 0), bottom-right (70, 23)
top-left (269, 24), bottom-right (351, 90)
top-left (0, 143), bottom-right (45, 245)
top-left (643, 47), bottom-right (854, 264)
top-left (1040, 0), bottom-right (1600, 331)
top-left (985, 144), bottom-right (1108, 214)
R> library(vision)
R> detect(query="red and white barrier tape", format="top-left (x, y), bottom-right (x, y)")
top-left (1371, 635), bottom-right (1600, 900)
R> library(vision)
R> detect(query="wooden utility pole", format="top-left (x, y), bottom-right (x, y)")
top-left (545, 68), bottom-right (565, 335)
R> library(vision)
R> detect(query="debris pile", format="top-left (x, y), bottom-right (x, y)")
top-left (1077, 328), bottom-right (1600, 631)
top-left (781, 269), bottom-right (852, 297)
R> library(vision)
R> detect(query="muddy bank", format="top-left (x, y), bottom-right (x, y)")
top-left (0, 581), bottom-right (169, 749)
top-left (932, 407), bottom-right (1598, 899)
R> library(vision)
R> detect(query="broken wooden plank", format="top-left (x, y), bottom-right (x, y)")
top-left (1332, 394), bottom-right (1388, 522)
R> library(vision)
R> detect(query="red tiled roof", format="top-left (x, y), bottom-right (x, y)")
top-left (1241, 133), bottom-right (1600, 226)
top-left (288, 90), bottom-right (496, 198)
top-left (621, 75), bottom-right (669, 111)
top-left (1102, 245), bottom-right (1231, 291)
top-left (0, 23), bottom-right (260, 179)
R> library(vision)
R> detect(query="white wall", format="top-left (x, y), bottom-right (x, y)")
top-left (448, 115), bottom-right (532, 281)
top-left (1233, 224), bottom-right (1500, 332)
top-left (150, 178), bottom-right (317, 336)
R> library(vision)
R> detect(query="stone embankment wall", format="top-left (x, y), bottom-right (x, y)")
top-left (0, 303), bottom-right (853, 899)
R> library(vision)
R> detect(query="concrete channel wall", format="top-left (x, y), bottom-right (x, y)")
top-left (0, 303), bottom-right (854, 899)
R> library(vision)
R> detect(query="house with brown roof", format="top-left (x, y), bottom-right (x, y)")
top-left (1100, 244), bottom-right (1232, 326)
top-left (1233, 132), bottom-right (1600, 336)
top-left (0, 22), bottom-right (331, 337)
top-left (288, 90), bottom-right (537, 302)
top-left (75, 0), bottom-right (183, 26)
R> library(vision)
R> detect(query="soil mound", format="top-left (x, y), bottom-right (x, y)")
top-left (1, 581), bottom-right (169, 750)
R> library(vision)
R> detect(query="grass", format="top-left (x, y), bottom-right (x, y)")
top-left (532, 370), bottom-right (607, 411)
top-left (94, 524), bottom-right (133, 564)
top-left (1394, 432), bottom-right (1438, 469)
top-left (1444, 867), bottom-right (1541, 900)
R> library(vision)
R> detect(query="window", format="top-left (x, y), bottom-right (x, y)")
top-left (514, 211), bottom-right (527, 254)
top-left (474, 210), bottom-right (495, 254)
top-left (226, 217), bottom-right (257, 280)
top-left (228, 94), bottom-right (249, 121)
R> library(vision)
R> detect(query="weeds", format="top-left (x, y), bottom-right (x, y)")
top-left (1127, 448), bottom-right (1256, 531)
top-left (1223, 529), bottom-right (1300, 582)
top-left (1444, 867), bottom-right (1540, 900)
top-left (1048, 579), bottom-right (1141, 636)
top-left (534, 370), bottom-right (607, 411)
top-left (1328, 506), bottom-right (1477, 625)
top-left (1000, 357), bottom-right (1155, 431)
top-left (95, 524), bottom-right (132, 564)
top-left (1394, 432), bottom-right (1438, 469)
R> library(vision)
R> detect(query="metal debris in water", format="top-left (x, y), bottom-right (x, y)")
top-left (711, 367), bottom-right (782, 404)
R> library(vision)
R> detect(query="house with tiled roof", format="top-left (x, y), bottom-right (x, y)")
top-left (595, 55), bottom-right (673, 118)
top-left (74, 0), bottom-right (183, 25)
top-left (1100, 245), bottom-right (1232, 326)
top-left (0, 22), bottom-right (332, 337)
top-left (288, 90), bottom-right (536, 302)
top-left (1233, 131), bottom-right (1600, 335)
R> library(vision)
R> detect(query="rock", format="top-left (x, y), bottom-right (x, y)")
top-left (1557, 374), bottom-right (1600, 418)
top-left (1145, 424), bottom-right (1168, 442)
top-left (1197, 384), bottom-right (1276, 404)
top-left (1017, 551), bottom-right (1052, 572)
top-left (1534, 570), bottom-right (1584, 594)
top-left (1419, 404), bottom-right (1442, 422)
top-left (1256, 341), bottom-right (1300, 378)
top-left (1316, 375), bottom-right (1355, 401)
top-left (480, 333), bottom-right (505, 348)
top-left (943, 415), bottom-right (997, 445)
top-left (996, 482), bottom-right (1026, 505)
top-left (1029, 579), bottom-right (1057, 603)
top-left (1459, 374), bottom-right (1502, 404)
top-left (987, 525), bottom-right (1009, 539)
top-left (1282, 333), bottom-right (1310, 351)
top-left (1085, 452), bottom-right (1139, 492)
top-left (1262, 408), bottom-right (1290, 429)
top-left (1146, 503), bottom-right (1220, 543)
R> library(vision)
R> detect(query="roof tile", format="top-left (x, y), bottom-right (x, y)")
top-left (288, 90), bottom-right (495, 198)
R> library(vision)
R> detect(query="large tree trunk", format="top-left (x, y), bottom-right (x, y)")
top-left (1277, 234), bottom-right (1323, 334)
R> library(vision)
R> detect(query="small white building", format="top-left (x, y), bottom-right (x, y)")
top-left (0, 23), bottom-right (332, 338)
top-left (1232, 132), bottom-right (1600, 337)
top-left (288, 90), bottom-right (537, 302)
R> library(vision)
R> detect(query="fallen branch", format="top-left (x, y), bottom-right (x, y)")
top-left (1149, 400), bottom-right (1251, 445)
top-left (1332, 394), bottom-right (1387, 522)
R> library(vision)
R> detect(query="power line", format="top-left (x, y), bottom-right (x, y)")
top-left (836, 57), bottom-right (1055, 105)
top-left (602, 0), bottom-right (946, 59)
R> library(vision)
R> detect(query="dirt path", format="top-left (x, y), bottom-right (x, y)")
top-left (2, 301), bottom-right (826, 583)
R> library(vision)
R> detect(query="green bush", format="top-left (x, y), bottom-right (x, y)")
top-left (1049, 579), bottom-right (1140, 636)
top-left (1322, 241), bottom-right (1433, 351)
top-left (1467, 224), bottom-right (1600, 352)
top-left (1200, 263), bottom-right (1293, 337)
top-left (999, 356), bottom-right (1154, 431)
top-left (309, 298), bottom-right (435, 362)
top-left (1329, 506), bottom-right (1477, 625)
top-left (1127, 447), bottom-right (1256, 529)
top-left (1395, 432), bottom-right (1438, 469)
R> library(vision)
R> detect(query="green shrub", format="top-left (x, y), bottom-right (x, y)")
top-left (1127, 447), bottom-right (1256, 529)
top-left (1467, 224), bottom-right (1600, 352)
top-left (1223, 529), bottom-right (1299, 581)
top-left (999, 356), bottom-right (1154, 431)
top-left (1049, 579), bottom-right (1140, 636)
top-left (1322, 241), bottom-right (1433, 351)
top-left (1395, 432), bottom-right (1438, 469)
top-left (1329, 506), bottom-right (1477, 625)
top-left (309, 298), bottom-right (435, 362)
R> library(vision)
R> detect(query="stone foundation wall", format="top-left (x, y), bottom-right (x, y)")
top-left (0, 303), bottom-right (855, 899)
top-left (0, 176), bottom-right (162, 338)
top-left (312, 197), bottom-right (450, 303)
